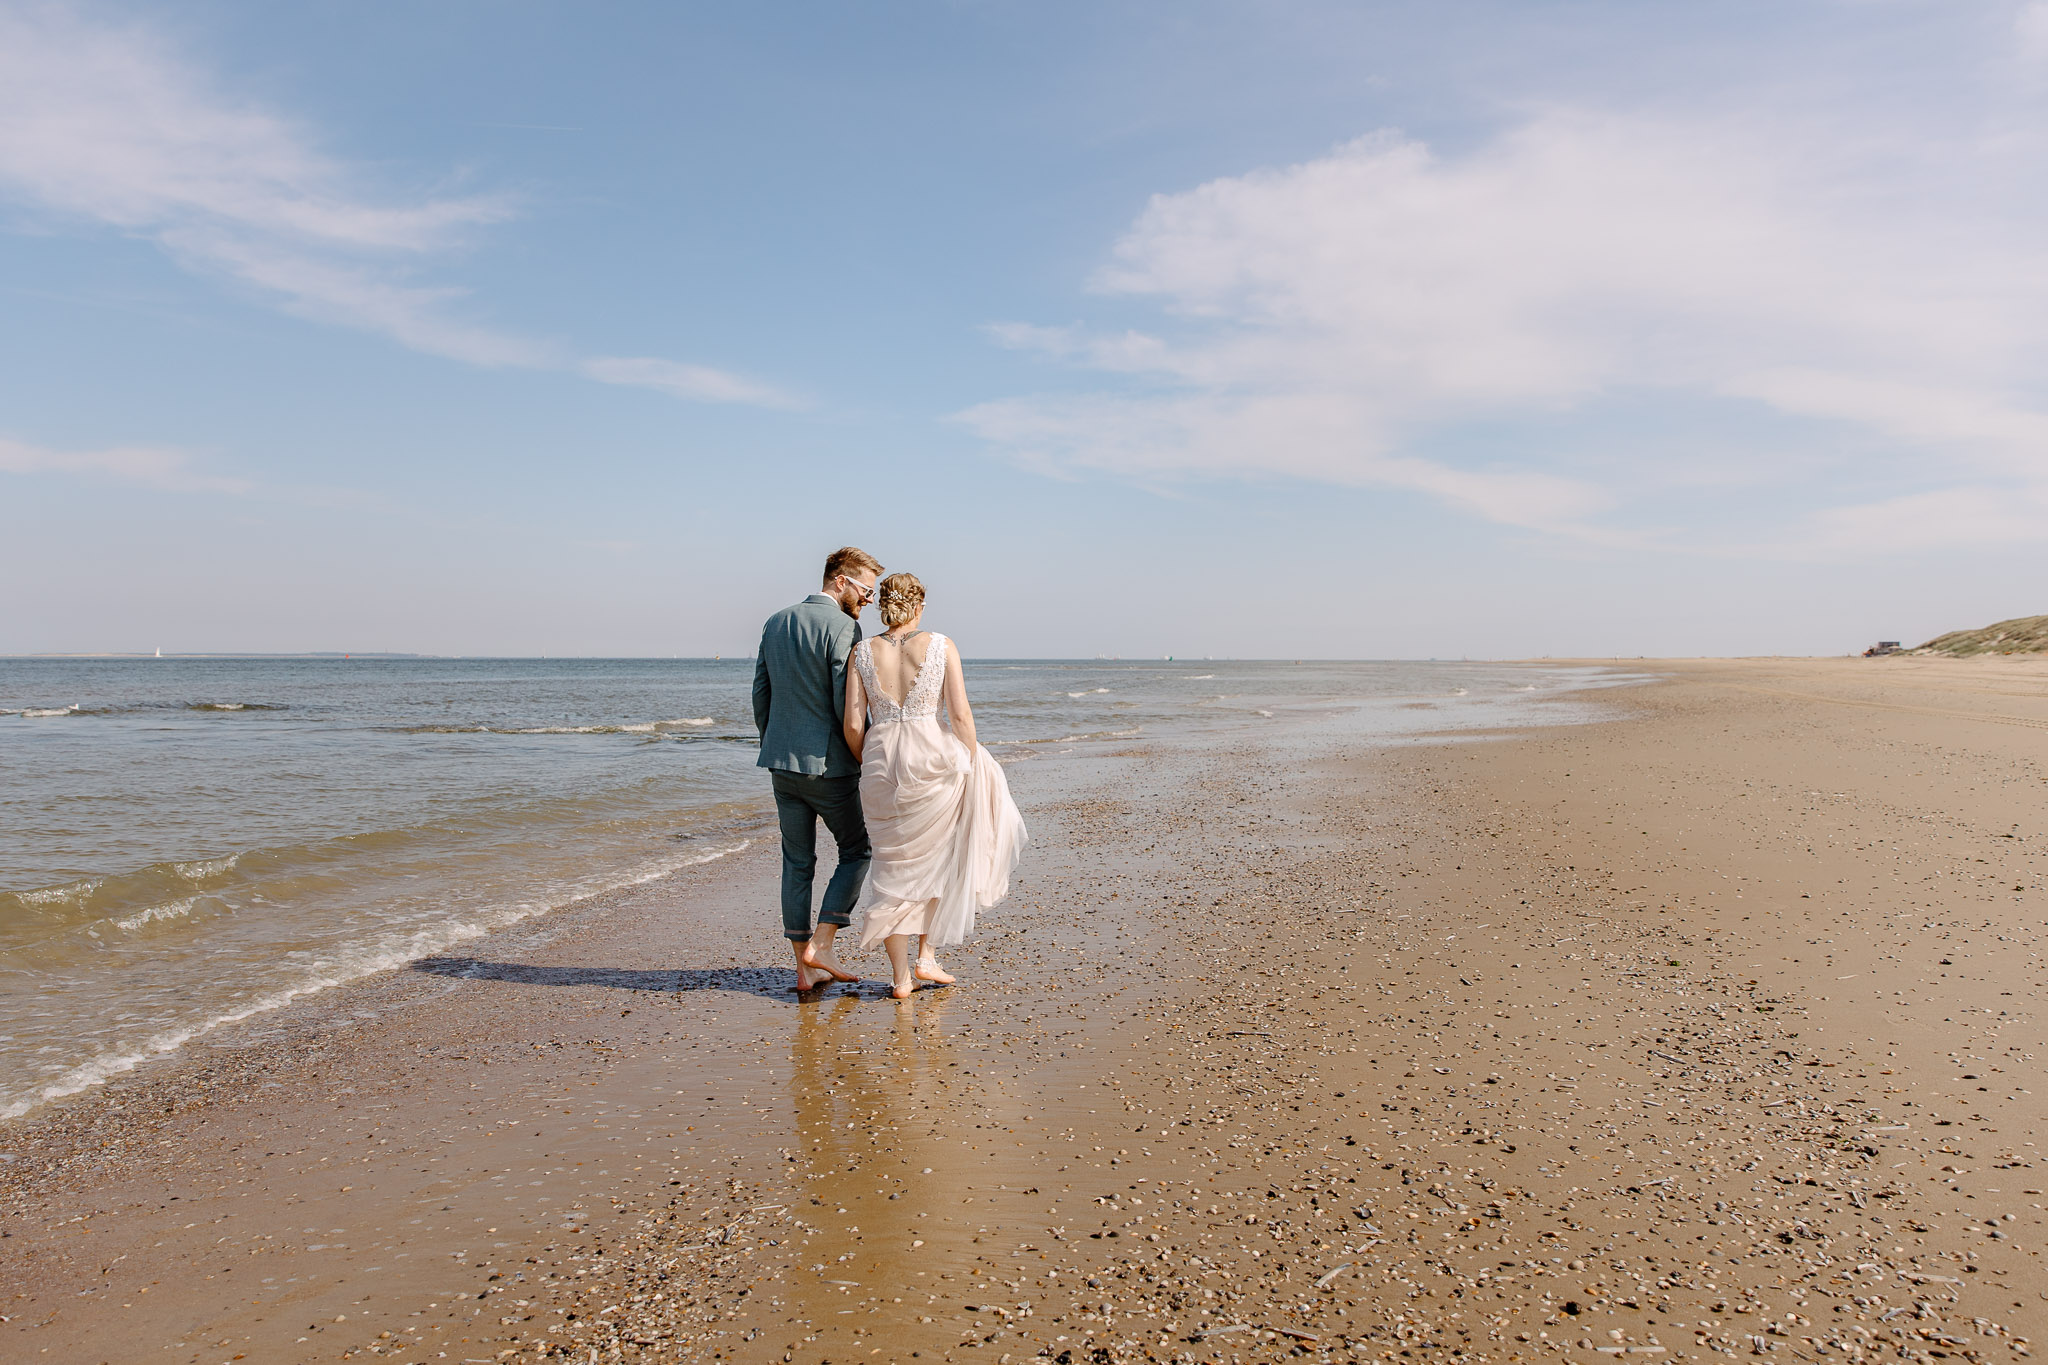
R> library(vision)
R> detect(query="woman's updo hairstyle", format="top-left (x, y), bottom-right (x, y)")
top-left (877, 572), bottom-right (925, 629)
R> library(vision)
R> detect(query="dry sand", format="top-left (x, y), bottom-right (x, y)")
top-left (4, 656), bottom-right (2046, 1364)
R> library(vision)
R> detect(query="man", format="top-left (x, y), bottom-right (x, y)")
top-left (753, 546), bottom-right (881, 989)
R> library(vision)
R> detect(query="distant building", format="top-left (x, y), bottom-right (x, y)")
top-left (1862, 641), bottom-right (1902, 657)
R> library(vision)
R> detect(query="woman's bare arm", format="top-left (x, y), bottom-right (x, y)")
top-left (843, 658), bottom-right (868, 763)
top-left (941, 641), bottom-right (977, 751)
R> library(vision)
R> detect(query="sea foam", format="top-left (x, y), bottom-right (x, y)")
top-left (113, 897), bottom-right (200, 931)
top-left (405, 716), bottom-right (719, 735)
top-left (16, 878), bottom-right (104, 907)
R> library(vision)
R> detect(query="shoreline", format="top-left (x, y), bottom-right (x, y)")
top-left (0, 661), bottom-right (1622, 1131)
top-left (0, 831), bottom-right (774, 1125)
top-left (3, 657), bottom-right (2043, 1363)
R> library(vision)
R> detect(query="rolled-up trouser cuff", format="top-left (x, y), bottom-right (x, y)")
top-left (785, 910), bottom-right (853, 943)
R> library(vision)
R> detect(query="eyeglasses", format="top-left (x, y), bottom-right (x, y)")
top-left (840, 574), bottom-right (877, 602)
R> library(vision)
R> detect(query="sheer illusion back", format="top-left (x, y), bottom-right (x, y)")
top-left (853, 634), bottom-right (947, 725)
top-left (851, 631), bottom-right (1026, 951)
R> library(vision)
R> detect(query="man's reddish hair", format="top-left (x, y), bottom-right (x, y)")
top-left (822, 546), bottom-right (882, 584)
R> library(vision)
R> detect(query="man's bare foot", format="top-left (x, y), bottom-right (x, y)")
top-left (800, 946), bottom-right (860, 983)
top-left (913, 958), bottom-right (956, 985)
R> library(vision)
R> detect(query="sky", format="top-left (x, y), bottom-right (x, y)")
top-left (3, 0), bottom-right (2046, 659)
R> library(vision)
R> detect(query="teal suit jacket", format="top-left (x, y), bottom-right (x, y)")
top-left (753, 594), bottom-right (863, 777)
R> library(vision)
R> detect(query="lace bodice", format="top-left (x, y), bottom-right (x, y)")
top-left (854, 633), bottom-right (948, 725)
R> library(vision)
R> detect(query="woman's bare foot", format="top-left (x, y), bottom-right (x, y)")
top-left (913, 957), bottom-right (956, 985)
top-left (800, 945), bottom-right (860, 983)
top-left (884, 933), bottom-right (917, 998)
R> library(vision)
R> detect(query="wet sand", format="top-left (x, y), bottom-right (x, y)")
top-left (4, 656), bottom-right (2046, 1364)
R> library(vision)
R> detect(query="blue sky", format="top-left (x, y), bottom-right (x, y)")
top-left (3, 0), bottom-right (2046, 658)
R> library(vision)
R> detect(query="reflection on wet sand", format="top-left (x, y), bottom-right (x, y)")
top-left (784, 988), bottom-right (1015, 1355)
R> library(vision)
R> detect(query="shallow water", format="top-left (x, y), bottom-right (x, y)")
top-left (0, 654), bottom-right (1638, 1117)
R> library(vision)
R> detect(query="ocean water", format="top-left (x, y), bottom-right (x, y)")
top-left (0, 655), bottom-right (1637, 1118)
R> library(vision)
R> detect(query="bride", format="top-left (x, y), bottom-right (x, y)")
top-left (842, 572), bottom-right (1028, 998)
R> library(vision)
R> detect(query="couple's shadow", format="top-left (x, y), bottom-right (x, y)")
top-left (409, 955), bottom-right (875, 1002)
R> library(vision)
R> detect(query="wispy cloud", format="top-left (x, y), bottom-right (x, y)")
top-left (0, 2), bottom-right (525, 364)
top-left (966, 95), bottom-right (2048, 551)
top-left (962, 389), bottom-right (1613, 534)
top-left (0, 435), bottom-right (250, 494)
top-left (0, 3), bottom-right (780, 401)
top-left (581, 356), bottom-right (801, 409)
top-left (1808, 484), bottom-right (2048, 554)
top-left (190, 232), bottom-right (550, 368)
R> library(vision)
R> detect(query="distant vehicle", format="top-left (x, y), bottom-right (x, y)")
top-left (1862, 641), bottom-right (1903, 657)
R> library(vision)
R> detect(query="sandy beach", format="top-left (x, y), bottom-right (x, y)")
top-left (4, 656), bottom-right (2046, 1364)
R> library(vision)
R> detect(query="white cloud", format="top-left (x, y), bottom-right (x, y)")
top-left (0, 3), bottom-right (777, 399)
top-left (581, 356), bottom-right (800, 408)
top-left (0, 435), bottom-right (250, 494)
top-left (963, 390), bottom-right (1612, 533)
top-left (190, 231), bottom-right (552, 368)
top-left (1808, 484), bottom-right (2048, 553)
top-left (967, 104), bottom-right (2048, 549)
top-left (1725, 369), bottom-right (2048, 473)
top-left (0, 27), bottom-right (502, 251)
top-left (0, 3), bottom-right (526, 365)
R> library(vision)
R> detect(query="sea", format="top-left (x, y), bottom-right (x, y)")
top-left (0, 655), bottom-right (1640, 1120)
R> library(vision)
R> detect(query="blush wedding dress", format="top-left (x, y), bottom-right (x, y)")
top-left (851, 633), bottom-right (1027, 950)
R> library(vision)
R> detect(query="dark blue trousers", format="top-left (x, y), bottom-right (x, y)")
top-left (770, 771), bottom-right (870, 941)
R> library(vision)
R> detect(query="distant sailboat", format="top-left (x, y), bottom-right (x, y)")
top-left (154, 647), bottom-right (162, 658)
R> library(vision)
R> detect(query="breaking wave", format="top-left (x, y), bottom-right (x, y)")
top-left (4, 700), bottom-right (284, 718)
top-left (399, 717), bottom-right (720, 736)
top-left (113, 897), bottom-right (200, 931)
top-left (1051, 726), bottom-right (1144, 742)
top-left (15, 878), bottom-right (104, 907)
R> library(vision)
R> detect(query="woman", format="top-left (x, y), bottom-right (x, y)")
top-left (843, 572), bottom-right (1028, 998)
